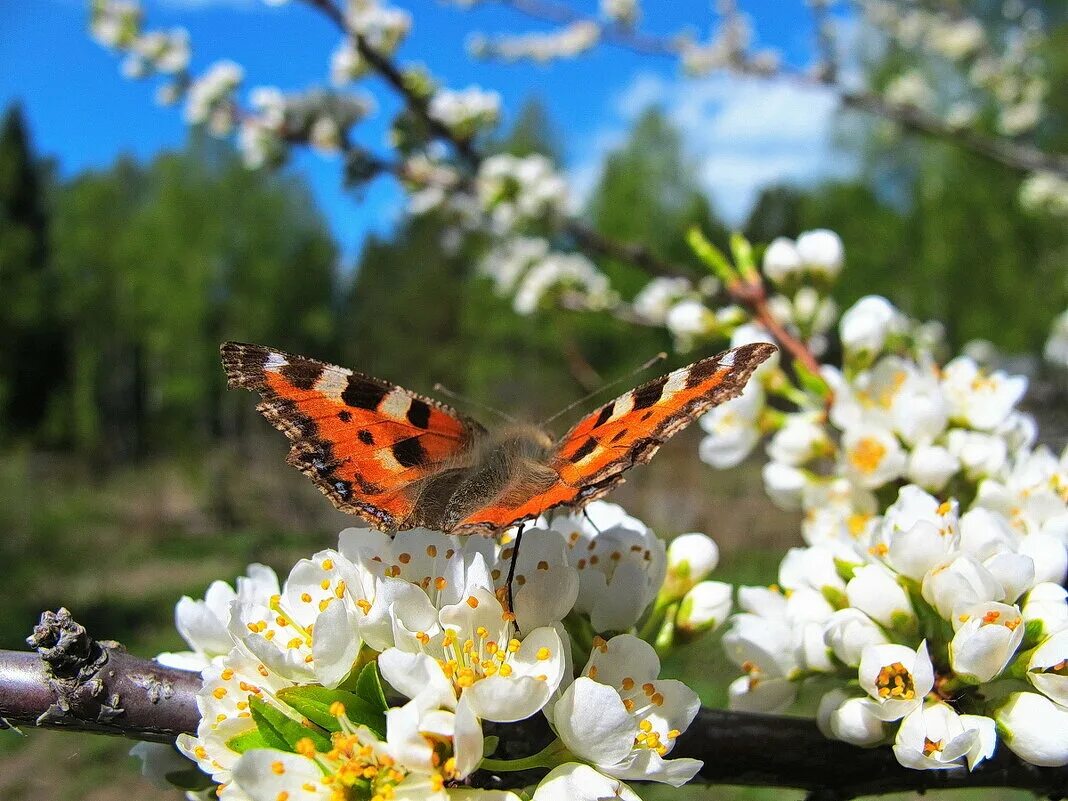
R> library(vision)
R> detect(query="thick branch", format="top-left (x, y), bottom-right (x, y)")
top-left (0, 610), bottom-right (200, 743)
top-left (2, 613), bottom-right (1066, 798)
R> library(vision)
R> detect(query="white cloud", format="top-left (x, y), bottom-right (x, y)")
top-left (569, 70), bottom-right (856, 225)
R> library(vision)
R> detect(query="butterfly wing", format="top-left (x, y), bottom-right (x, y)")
top-left (450, 342), bottom-right (777, 534)
top-left (221, 342), bottom-right (483, 531)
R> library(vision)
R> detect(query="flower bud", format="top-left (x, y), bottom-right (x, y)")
top-left (676, 580), bottom-right (733, 637)
top-left (995, 691), bottom-right (1068, 767)
top-left (767, 413), bottom-right (831, 466)
top-left (762, 461), bottom-right (807, 510)
top-left (762, 237), bottom-right (802, 284)
top-left (824, 608), bottom-right (890, 666)
top-left (818, 690), bottom-right (887, 746)
top-left (906, 445), bottom-right (959, 492)
top-left (666, 299), bottom-right (715, 340)
top-left (846, 564), bottom-right (915, 630)
top-left (839, 295), bottom-right (905, 359)
top-left (663, 533), bottom-right (720, 599)
top-left (795, 229), bottom-right (844, 279)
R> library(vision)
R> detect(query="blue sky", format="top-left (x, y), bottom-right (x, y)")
top-left (1, 0), bottom-right (850, 261)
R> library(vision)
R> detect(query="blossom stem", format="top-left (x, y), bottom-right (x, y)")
top-left (479, 738), bottom-right (571, 772)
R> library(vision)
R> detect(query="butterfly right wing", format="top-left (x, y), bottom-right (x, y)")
top-left (449, 342), bottom-right (777, 534)
top-left (221, 342), bottom-right (483, 531)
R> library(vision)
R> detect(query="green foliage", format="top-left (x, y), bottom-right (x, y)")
top-left (249, 696), bottom-right (332, 752)
top-left (42, 133), bottom-right (338, 458)
top-left (277, 663), bottom-right (388, 737)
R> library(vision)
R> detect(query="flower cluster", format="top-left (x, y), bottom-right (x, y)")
top-left (429, 87), bottom-right (502, 140)
top-left (662, 231), bottom-right (1068, 769)
top-left (468, 22), bottom-right (601, 64)
top-left (142, 503), bottom-right (728, 800)
top-left (90, 0), bottom-right (191, 107)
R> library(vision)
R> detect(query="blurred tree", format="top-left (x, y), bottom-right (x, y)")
top-left (0, 105), bottom-right (67, 441)
top-left (494, 97), bottom-right (561, 160)
top-left (49, 135), bottom-right (338, 459)
top-left (588, 107), bottom-right (729, 298)
top-left (743, 184), bottom-right (806, 243)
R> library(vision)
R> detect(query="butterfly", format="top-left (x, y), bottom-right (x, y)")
top-left (221, 341), bottom-right (776, 536)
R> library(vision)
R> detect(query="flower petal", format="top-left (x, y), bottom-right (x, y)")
top-left (530, 763), bottom-right (642, 801)
top-left (553, 677), bottom-right (635, 766)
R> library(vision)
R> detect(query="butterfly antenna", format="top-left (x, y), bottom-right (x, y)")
top-left (539, 352), bottom-right (668, 428)
top-left (433, 383), bottom-right (519, 424)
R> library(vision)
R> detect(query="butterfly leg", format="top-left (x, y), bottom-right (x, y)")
top-left (505, 522), bottom-right (526, 633)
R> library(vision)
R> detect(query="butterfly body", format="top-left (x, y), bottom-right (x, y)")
top-left (221, 340), bottom-right (775, 535)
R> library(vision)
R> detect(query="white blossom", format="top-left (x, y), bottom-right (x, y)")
top-left (530, 763), bottom-right (641, 801)
top-left (941, 356), bottom-right (1027, 431)
top-left (555, 502), bottom-right (667, 632)
top-left (839, 296), bottom-right (906, 359)
top-left (1026, 628), bottom-right (1068, 706)
top-left (893, 703), bottom-right (995, 771)
top-left (841, 425), bottom-right (907, 490)
top-left (698, 379), bottom-right (764, 469)
top-left (950, 601), bottom-right (1025, 682)
top-left (858, 641), bottom-right (935, 721)
top-left (551, 635), bottom-right (702, 786)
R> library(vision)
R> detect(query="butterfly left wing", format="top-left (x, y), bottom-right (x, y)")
top-left (222, 342), bottom-right (483, 531)
top-left (450, 341), bottom-right (777, 534)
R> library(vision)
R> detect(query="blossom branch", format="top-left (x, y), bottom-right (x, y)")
top-left (290, 0), bottom-right (1033, 378)
top-left (460, 0), bottom-right (1068, 179)
top-left (300, 0), bottom-right (482, 169)
top-left (2, 610), bottom-right (1065, 797)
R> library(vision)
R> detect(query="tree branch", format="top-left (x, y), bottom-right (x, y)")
top-left (2, 610), bottom-right (1066, 798)
top-left (301, 0), bottom-right (482, 170)
top-left (0, 609), bottom-right (200, 743)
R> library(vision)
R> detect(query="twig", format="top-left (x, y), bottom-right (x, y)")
top-left (2, 613), bottom-right (1065, 798)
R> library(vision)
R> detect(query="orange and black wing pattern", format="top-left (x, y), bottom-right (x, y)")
top-left (221, 342), bottom-right (482, 530)
top-left (451, 342), bottom-right (777, 534)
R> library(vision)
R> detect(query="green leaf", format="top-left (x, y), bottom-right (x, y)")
top-left (686, 226), bottom-right (738, 285)
top-left (226, 728), bottom-right (273, 755)
top-left (249, 696), bottom-right (332, 753)
top-left (793, 358), bottom-right (830, 400)
top-left (356, 661), bottom-right (389, 712)
top-left (277, 686), bottom-right (386, 739)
